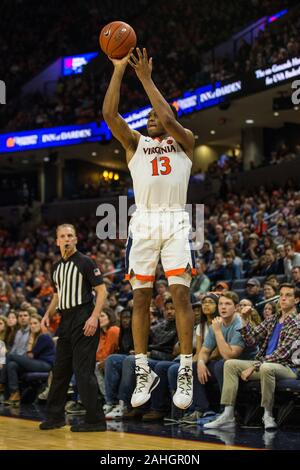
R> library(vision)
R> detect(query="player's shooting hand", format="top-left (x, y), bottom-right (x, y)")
top-left (129, 48), bottom-right (152, 81)
top-left (83, 315), bottom-right (98, 337)
top-left (109, 48), bottom-right (134, 70)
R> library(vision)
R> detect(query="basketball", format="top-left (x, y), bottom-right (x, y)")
top-left (99, 21), bottom-right (137, 59)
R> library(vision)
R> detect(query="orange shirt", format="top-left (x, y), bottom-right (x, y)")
top-left (96, 325), bottom-right (120, 362)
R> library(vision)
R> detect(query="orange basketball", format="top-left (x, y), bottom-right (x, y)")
top-left (99, 21), bottom-right (137, 59)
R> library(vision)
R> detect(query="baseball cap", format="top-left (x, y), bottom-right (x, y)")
top-left (202, 293), bottom-right (219, 304)
top-left (246, 277), bottom-right (261, 287)
top-left (215, 281), bottom-right (229, 290)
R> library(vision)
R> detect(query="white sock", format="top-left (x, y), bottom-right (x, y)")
top-left (135, 353), bottom-right (149, 370)
top-left (223, 405), bottom-right (234, 419)
top-left (180, 354), bottom-right (193, 369)
top-left (264, 408), bottom-right (273, 419)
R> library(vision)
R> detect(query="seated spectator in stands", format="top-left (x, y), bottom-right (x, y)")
top-left (245, 278), bottom-right (264, 315)
top-left (263, 282), bottom-right (278, 302)
top-left (254, 211), bottom-right (268, 236)
top-left (4, 311), bottom-right (19, 350)
top-left (260, 249), bottom-right (282, 276)
top-left (244, 234), bottom-right (262, 264)
top-left (150, 304), bottom-right (163, 327)
top-left (0, 315), bottom-right (8, 342)
top-left (31, 298), bottom-right (44, 316)
top-left (224, 252), bottom-right (241, 281)
top-left (189, 291), bottom-right (257, 419)
top-left (105, 298), bottom-right (177, 420)
top-left (263, 302), bottom-right (277, 320)
top-left (118, 280), bottom-right (133, 306)
top-left (108, 293), bottom-right (124, 321)
top-left (3, 314), bottom-right (55, 406)
top-left (154, 280), bottom-right (169, 311)
top-left (196, 293), bottom-right (219, 348)
top-left (213, 281), bottom-right (230, 295)
top-left (8, 309), bottom-right (31, 356)
top-left (190, 259), bottom-right (210, 299)
top-left (291, 266), bottom-right (300, 289)
top-left (204, 284), bottom-right (300, 431)
top-left (284, 243), bottom-right (300, 279)
top-left (276, 245), bottom-right (286, 274)
top-left (207, 253), bottom-right (226, 283)
top-left (237, 299), bottom-right (261, 327)
top-left (95, 308), bottom-right (120, 399)
top-left (201, 240), bottom-right (214, 266)
top-left (265, 275), bottom-right (280, 292)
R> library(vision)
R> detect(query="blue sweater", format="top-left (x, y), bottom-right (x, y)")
top-left (32, 334), bottom-right (55, 366)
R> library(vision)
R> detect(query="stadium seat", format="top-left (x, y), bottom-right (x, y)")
top-left (20, 372), bottom-right (50, 404)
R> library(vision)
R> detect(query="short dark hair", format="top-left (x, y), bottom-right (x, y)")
top-left (164, 297), bottom-right (174, 307)
top-left (219, 291), bottom-right (239, 305)
top-left (279, 283), bottom-right (300, 299)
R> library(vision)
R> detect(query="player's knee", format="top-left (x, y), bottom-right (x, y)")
top-left (169, 283), bottom-right (190, 304)
top-left (133, 287), bottom-right (152, 308)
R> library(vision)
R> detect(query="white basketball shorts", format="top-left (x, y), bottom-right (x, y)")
top-left (125, 209), bottom-right (196, 285)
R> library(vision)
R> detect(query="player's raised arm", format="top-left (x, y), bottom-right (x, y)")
top-left (129, 48), bottom-right (195, 160)
top-left (102, 49), bottom-right (140, 152)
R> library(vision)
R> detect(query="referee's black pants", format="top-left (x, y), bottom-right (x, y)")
top-left (46, 302), bottom-right (104, 423)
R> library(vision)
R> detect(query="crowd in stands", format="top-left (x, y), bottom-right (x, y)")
top-left (0, 181), bottom-right (300, 426)
top-left (1, 0), bottom-right (293, 131)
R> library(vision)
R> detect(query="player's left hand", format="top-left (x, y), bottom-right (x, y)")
top-left (83, 315), bottom-right (98, 336)
top-left (129, 48), bottom-right (152, 81)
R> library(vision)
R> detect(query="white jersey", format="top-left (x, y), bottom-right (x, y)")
top-left (128, 135), bottom-right (192, 209)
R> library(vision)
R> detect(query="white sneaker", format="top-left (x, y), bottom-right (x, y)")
top-left (262, 415), bottom-right (277, 430)
top-left (103, 404), bottom-right (114, 415)
top-left (172, 366), bottom-right (193, 409)
top-left (105, 403), bottom-right (127, 420)
top-left (203, 412), bottom-right (236, 429)
top-left (131, 366), bottom-right (160, 408)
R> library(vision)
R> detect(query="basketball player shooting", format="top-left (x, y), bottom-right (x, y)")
top-left (102, 47), bottom-right (195, 410)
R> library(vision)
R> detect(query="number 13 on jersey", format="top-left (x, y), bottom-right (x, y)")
top-left (151, 156), bottom-right (172, 176)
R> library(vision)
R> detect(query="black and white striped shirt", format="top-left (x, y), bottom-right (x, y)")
top-left (52, 251), bottom-right (103, 311)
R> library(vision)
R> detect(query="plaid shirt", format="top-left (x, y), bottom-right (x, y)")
top-left (239, 310), bottom-right (300, 369)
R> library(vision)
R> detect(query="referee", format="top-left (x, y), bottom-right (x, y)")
top-left (39, 223), bottom-right (107, 432)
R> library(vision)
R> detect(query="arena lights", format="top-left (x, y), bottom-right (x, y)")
top-left (62, 53), bottom-right (98, 76)
top-left (268, 9), bottom-right (288, 24)
top-left (102, 170), bottom-right (119, 181)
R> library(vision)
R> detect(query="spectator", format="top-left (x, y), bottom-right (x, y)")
top-left (291, 266), bottom-right (300, 289)
top-left (237, 299), bottom-right (261, 327)
top-left (284, 243), bottom-right (300, 279)
top-left (190, 259), bottom-right (210, 299)
top-left (0, 315), bottom-right (8, 342)
top-left (95, 308), bottom-right (120, 399)
top-left (3, 314), bottom-right (55, 406)
top-left (4, 311), bottom-right (19, 351)
top-left (263, 302), bottom-right (277, 320)
top-left (245, 278), bottom-right (264, 314)
top-left (224, 252), bottom-right (241, 281)
top-left (205, 284), bottom-right (300, 431)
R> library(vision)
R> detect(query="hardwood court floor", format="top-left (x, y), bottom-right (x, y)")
top-left (0, 416), bottom-right (250, 450)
